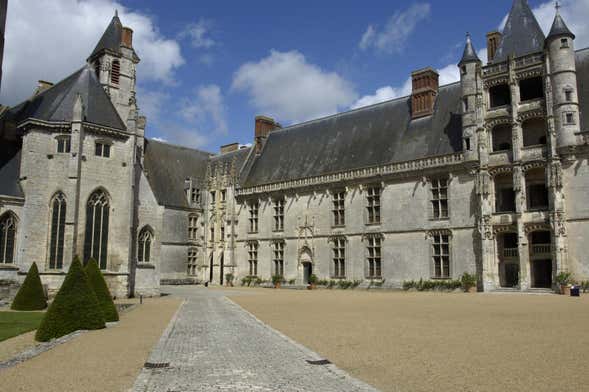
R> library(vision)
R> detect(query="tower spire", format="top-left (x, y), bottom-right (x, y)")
top-left (547, 1), bottom-right (575, 40)
top-left (459, 32), bottom-right (480, 66)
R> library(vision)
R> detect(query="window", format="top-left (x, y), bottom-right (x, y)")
top-left (248, 201), bottom-right (259, 233)
top-left (56, 136), bottom-right (71, 154)
top-left (188, 215), bottom-right (198, 241)
top-left (111, 59), bottom-right (120, 85)
top-left (332, 238), bottom-right (346, 278)
top-left (95, 142), bottom-right (111, 158)
top-left (519, 77), bottom-right (544, 102)
top-left (190, 187), bottom-right (200, 204)
top-left (83, 190), bottom-right (109, 269)
top-left (522, 118), bottom-right (547, 147)
top-left (366, 186), bottom-right (381, 224)
top-left (48, 193), bottom-right (66, 269)
top-left (489, 84), bottom-right (511, 108)
top-left (431, 178), bottom-right (449, 219)
top-left (461, 65), bottom-right (467, 75)
top-left (187, 248), bottom-right (198, 276)
top-left (94, 61), bottom-right (101, 78)
top-left (272, 241), bottom-right (284, 276)
top-left (564, 89), bottom-right (573, 102)
top-left (273, 198), bottom-right (285, 231)
top-left (366, 236), bottom-right (382, 279)
top-left (209, 224), bottom-right (215, 242)
top-left (491, 124), bottom-right (512, 152)
top-left (220, 224), bottom-right (225, 241)
top-left (528, 184), bottom-right (549, 210)
top-left (210, 191), bottom-right (216, 204)
top-left (221, 190), bottom-right (226, 202)
top-left (432, 233), bottom-right (451, 279)
top-left (248, 242), bottom-right (258, 276)
top-left (332, 191), bottom-right (345, 226)
top-left (561, 38), bottom-right (569, 48)
top-left (464, 137), bottom-right (471, 151)
top-left (0, 213), bottom-right (16, 264)
top-left (564, 112), bottom-right (575, 125)
top-left (462, 97), bottom-right (469, 112)
top-left (137, 226), bottom-right (153, 263)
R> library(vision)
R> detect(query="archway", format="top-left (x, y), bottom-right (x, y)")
top-left (300, 247), bottom-right (313, 284)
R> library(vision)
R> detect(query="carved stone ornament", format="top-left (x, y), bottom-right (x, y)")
top-left (549, 161), bottom-right (563, 190)
top-left (477, 215), bottom-right (494, 240)
top-left (476, 171), bottom-right (492, 196)
top-left (550, 211), bottom-right (567, 237)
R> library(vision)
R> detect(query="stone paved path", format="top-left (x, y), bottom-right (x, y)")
top-left (132, 287), bottom-right (380, 392)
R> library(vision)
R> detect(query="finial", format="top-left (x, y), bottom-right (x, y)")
top-left (115, 9), bottom-right (118, 17)
top-left (555, 1), bottom-right (561, 14)
top-left (466, 32), bottom-right (471, 41)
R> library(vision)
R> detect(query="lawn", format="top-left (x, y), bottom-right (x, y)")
top-left (0, 311), bottom-right (45, 342)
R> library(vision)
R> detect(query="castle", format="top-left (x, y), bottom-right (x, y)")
top-left (1, 0), bottom-right (589, 297)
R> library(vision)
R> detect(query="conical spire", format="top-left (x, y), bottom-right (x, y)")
top-left (459, 33), bottom-right (480, 65)
top-left (492, 0), bottom-right (545, 63)
top-left (87, 11), bottom-right (123, 61)
top-left (547, 2), bottom-right (575, 40)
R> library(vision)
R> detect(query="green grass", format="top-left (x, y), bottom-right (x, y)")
top-left (0, 311), bottom-right (45, 342)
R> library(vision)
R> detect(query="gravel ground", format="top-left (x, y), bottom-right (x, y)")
top-left (230, 289), bottom-right (589, 392)
top-left (0, 297), bottom-right (181, 392)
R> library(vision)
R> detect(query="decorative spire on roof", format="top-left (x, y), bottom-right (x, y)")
top-left (547, 1), bottom-right (575, 40)
top-left (459, 33), bottom-right (480, 66)
top-left (87, 12), bottom-right (123, 62)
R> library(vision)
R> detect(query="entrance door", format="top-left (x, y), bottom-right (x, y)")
top-left (303, 263), bottom-right (313, 284)
top-left (505, 263), bottom-right (519, 287)
top-left (219, 252), bottom-right (224, 285)
top-left (532, 259), bottom-right (552, 288)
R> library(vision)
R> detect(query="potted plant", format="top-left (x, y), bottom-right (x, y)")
top-left (460, 272), bottom-right (477, 293)
top-left (225, 273), bottom-right (234, 287)
top-left (272, 274), bottom-right (283, 289)
top-left (556, 272), bottom-right (573, 295)
top-left (308, 274), bottom-right (318, 290)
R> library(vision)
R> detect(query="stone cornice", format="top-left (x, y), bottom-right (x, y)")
top-left (18, 119), bottom-right (131, 139)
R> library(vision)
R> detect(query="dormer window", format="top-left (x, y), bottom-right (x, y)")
top-left (56, 136), bottom-right (71, 153)
top-left (95, 142), bottom-right (111, 158)
top-left (561, 38), bottom-right (569, 48)
top-left (111, 60), bottom-right (120, 85)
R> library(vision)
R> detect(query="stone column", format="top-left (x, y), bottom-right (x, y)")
top-left (517, 221), bottom-right (530, 290)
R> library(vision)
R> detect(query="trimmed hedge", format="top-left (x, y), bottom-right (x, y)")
top-left (35, 256), bottom-right (105, 342)
top-left (84, 258), bottom-right (119, 322)
top-left (11, 262), bottom-right (47, 311)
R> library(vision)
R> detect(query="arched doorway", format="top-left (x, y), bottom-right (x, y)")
top-left (300, 247), bottom-right (313, 284)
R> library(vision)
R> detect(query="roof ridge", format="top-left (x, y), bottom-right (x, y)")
top-left (147, 138), bottom-right (214, 155)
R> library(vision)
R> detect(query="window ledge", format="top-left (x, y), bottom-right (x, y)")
top-left (429, 217), bottom-right (450, 222)
top-left (365, 222), bottom-right (381, 227)
top-left (0, 264), bottom-right (19, 271)
top-left (331, 225), bottom-right (346, 229)
top-left (137, 262), bottom-right (155, 269)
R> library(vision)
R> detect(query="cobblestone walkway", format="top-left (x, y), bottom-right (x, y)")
top-left (132, 287), bottom-right (379, 392)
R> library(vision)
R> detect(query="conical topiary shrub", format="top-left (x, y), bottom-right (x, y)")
top-left (35, 256), bottom-right (105, 342)
top-left (11, 262), bottom-right (47, 311)
top-left (84, 258), bottom-right (119, 322)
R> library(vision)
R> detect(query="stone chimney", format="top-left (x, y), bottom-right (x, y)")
top-left (255, 115), bottom-right (280, 153)
top-left (411, 68), bottom-right (438, 119)
top-left (486, 31), bottom-right (502, 62)
top-left (220, 142), bottom-right (239, 154)
top-left (121, 26), bottom-right (134, 48)
top-left (34, 80), bottom-right (54, 95)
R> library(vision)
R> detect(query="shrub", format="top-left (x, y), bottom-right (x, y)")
top-left (271, 275), bottom-right (284, 286)
top-left (84, 258), bottom-right (119, 322)
top-left (11, 262), bottom-right (47, 311)
top-left (460, 272), bottom-right (477, 292)
top-left (288, 279), bottom-right (296, 285)
top-left (241, 276), bottom-right (252, 286)
top-left (225, 273), bottom-right (234, 286)
top-left (309, 274), bottom-right (318, 284)
top-left (35, 256), bottom-right (105, 342)
top-left (556, 271), bottom-right (573, 286)
top-left (581, 281), bottom-right (589, 293)
top-left (404, 278), bottom-right (462, 292)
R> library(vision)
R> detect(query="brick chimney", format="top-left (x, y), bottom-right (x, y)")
top-left (486, 31), bottom-right (502, 62)
top-left (121, 26), bottom-right (134, 48)
top-left (254, 115), bottom-right (280, 153)
top-left (220, 142), bottom-right (239, 154)
top-left (411, 68), bottom-right (438, 119)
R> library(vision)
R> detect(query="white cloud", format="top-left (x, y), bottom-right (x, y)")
top-left (232, 50), bottom-right (357, 123)
top-left (350, 80), bottom-right (411, 109)
top-left (180, 84), bottom-right (228, 135)
top-left (179, 18), bottom-right (216, 49)
top-left (359, 3), bottom-right (431, 53)
top-left (151, 137), bottom-right (167, 142)
top-left (532, 0), bottom-right (589, 49)
top-left (1, 0), bottom-right (184, 105)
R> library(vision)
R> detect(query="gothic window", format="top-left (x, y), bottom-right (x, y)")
top-left (332, 191), bottom-right (345, 227)
top-left (220, 224), bottom-right (225, 241)
top-left (95, 142), bottom-right (111, 158)
top-left (464, 137), bottom-right (471, 151)
top-left (248, 242), bottom-right (258, 276)
top-left (332, 238), bottom-right (346, 278)
top-left (137, 226), bottom-right (153, 263)
top-left (564, 88), bottom-right (573, 102)
top-left (248, 201), bottom-right (259, 233)
top-left (56, 136), bottom-right (71, 154)
top-left (526, 168), bottom-right (549, 211)
top-left (221, 189), bottom-right (226, 202)
top-left (272, 241), bottom-right (284, 276)
top-left (209, 224), bottom-right (215, 242)
top-left (84, 190), bottom-right (109, 269)
top-left (561, 38), bottom-right (569, 48)
top-left (187, 248), bottom-right (198, 276)
top-left (519, 77), bottom-right (544, 102)
top-left (273, 197), bottom-right (285, 231)
top-left (188, 214), bottom-right (198, 241)
top-left (432, 233), bottom-right (451, 279)
top-left (111, 59), bottom-right (120, 85)
top-left (210, 191), bottom-right (216, 204)
top-left (489, 84), bottom-right (511, 108)
top-left (366, 236), bottom-right (381, 279)
top-left (48, 193), bottom-right (66, 269)
top-left (564, 112), bottom-right (575, 125)
top-left (190, 187), bottom-right (200, 204)
top-left (491, 124), bottom-right (512, 152)
top-left (494, 174), bottom-right (516, 213)
top-left (431, 178), bottom-right (449, 220)
top-left (366, 185), bottom-right (381, 225)
top-left (0, 212), bottom-right (16, 264)
top-left (522, 118), bottom-right (547, 147)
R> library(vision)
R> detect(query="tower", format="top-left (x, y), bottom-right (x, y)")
top-left (545, 3), bottom-right (579, 149)
top-left (87, 11), bottom-right (140, 126)
top-left (458, 33), bottom-right (482, 162)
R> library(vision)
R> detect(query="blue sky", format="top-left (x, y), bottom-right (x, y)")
top-left (3, 0), bottom-right (588, 152)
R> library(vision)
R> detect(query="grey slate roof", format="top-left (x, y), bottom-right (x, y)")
top-left (0, 141), bottom-right (23, 198)
top-left (459, 34), bottom-right (480, 65)
top-left (575, 48), bottom-right (589, 133)
top-left (5, 65), bottom-right (125, 130)
top-left (547, 12), bottom-right (575, 40)
top-left (242, 82), bottom-right (463, 188)
top-left (209, 146), bottom-right (252, 180)
top-left (143, 139), bottom-right (213, 208)
top-left (88, 14), bottom-right (122, 60)
top-left (492, 0), bottom-right (545, 63)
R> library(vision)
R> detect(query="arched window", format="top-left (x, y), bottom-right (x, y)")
top-left (137, 226), bottom-right (153, 263)
top-left (111, 60), bottom-right (120, 85)
top-left (84, 190), bottom-right (109, 269)
top-left (48, 193), bottom-right (67, 269)
top-left (0, 212), bottom-right (17, 264)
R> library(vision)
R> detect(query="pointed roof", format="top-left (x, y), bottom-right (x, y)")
top-left (5, 64), bottom-right (125, 130)
top-left (492, 0), bottom-right (545, 63)
top-left (88, 12), bottom-right (123, 61)
top-left (547, 6), bottom-right (575, 40)
top-left (459, 33), bottom-right (480, 65)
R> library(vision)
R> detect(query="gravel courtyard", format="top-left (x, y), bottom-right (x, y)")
top-left (231, 289), bottom-right (589, 392)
